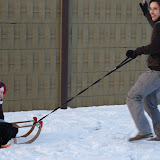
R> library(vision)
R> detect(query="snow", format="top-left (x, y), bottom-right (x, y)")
top-left (1, 105), bottom-right (160, 160)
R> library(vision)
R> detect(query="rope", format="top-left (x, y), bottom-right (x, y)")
top-left (38, 57), bottom-right (133, 122)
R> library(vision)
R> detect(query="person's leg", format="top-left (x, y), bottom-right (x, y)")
top-left (127, 70), bottom-right (160, 136)
top-left (0, 122), bottom-right (18, 146)
top-left (144, 88), bottom-right (160, 140)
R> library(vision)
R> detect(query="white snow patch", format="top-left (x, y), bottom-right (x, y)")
top-left (0, 105), bottom-right (160, 160)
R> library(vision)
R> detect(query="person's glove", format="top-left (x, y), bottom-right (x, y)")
top-left (139, 1), bottom-right (149, 16)
top-left (126, 50), bottom-right (138, 59)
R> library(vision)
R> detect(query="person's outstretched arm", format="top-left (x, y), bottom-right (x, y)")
top-left (139, 0), bottom-right (155, 27)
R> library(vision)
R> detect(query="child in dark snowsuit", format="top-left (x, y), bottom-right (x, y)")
top-left (0, 82), bottom-right (18, 147)
top-left (0, 82), bottom-right (6, 120)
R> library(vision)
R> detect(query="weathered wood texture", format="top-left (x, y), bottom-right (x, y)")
top-left (68, 0), bottom-right (151, 107)
top-left (0, 0), bottom-right (152, 111)
top-left (0, 0), bottom-right (61, 111)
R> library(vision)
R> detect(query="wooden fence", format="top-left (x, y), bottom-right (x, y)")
top-left (68, 0), bottom-right (152, 107)
top-left (0, 0), bottom-right (152, 111)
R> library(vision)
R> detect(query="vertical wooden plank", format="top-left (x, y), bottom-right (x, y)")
top-left (1, 0), bottom-right (8, 22)
top-left (100, 0), bottom-right (105, 23)
top-left (88, 49), bottom-right (94, 72)
top-left (99, 50), bottom-right (104, 72)
top-left (20, 24), bottom-right (27, 49)
top-left (13, 75), bottom-right (26, 101)
top-left (94, 24), bottom-right (99, 48)
top-left (105, 0), bottom-right (111, 23)
top-left (71, 24), bottom-right (78, 48)
top-left (77, 24), bottom-right (83, 48)
top-left (83, 24), bottom-right (88, 48)
top-left (50, 0), bottom-right (56, 22)
top-left (45, 24), bottom-right (50, 48)
top-left (2, 51), bottom-right (8, 74)
top-left (50, 24), bottom-right (56, 48)
top-left (131, 0), bottom-right (137, 23)
top-left (0, 0), bottom-right (3, 20)
top-left (99, 24), bottom-right (105, 48)
top-left (56, 23), bottom-right (60, 48)
top-left (26, 0), bottom-right (33, 22)
top-left (14, 51), bottom-right (21, 73)
top-left (83, 0), bottom-right (89, 24)
top-left (14, 0), bottom-right (20, 21)
top-left (95, 0), bottom-right (100, 23)
top-left (71, 74), bottom-right (76, 103)
top-left (105, 24), bottom-right (110, 48)
top-left (115, 24), bottom-right (121, 48)
top-left (110, 24), bottom-right (116, 48)
top-left (87, 73), bottom-right (92, 97)
top-left (120, 24), bottom-right (126, 48)
top-left (39, 0), bottom-right (45, 22)
top-left (8, 0), bottom-right (13, 21)
top-left (32, 75), bottom-right (38, 100)
top-left (14, 24), bottom-right (21, 49)
top-left (71, 0), bottom-right (78, 23)
top-left (78, 0), bottom-right (83, 24)
top-left (45, 50), bottom-right (54, 73)
top-left (88, 24), bottom-right (94, 48)
top-left (88, 0), bottom-right (94, 23)
top-left (1, 24), bottom-right (9, 49)
top-left (126, 24), bottom-right (131, 48)
top-left (26, 24), bottom-right (31, 49)
top-left (110, 0), bottom-right (116, 23)
top-left (121, 0), bottom-right (127, 23)
top-left (22, 51), bottom-right (33, 74)
top-left (136, 24), bottom-right (141, 47)
top-left (39, 50), bottom-right (45, 73)
top-left (33, 0), bottom-right (38, 22)
top-left (8, 24), bottom-right (14, 49)
top-left (40, 75), bottom-right (50, 98)
top-left (38, 24), bottom-right (45, 48)
top-left (33, 51), bottom-right (38, 73)
top-left (32, 24), bottom-right (38, 48)
top-left (77, 49), bottom-right (83, 72)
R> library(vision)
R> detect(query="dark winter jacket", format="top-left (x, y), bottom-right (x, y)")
top-left (135, 13), bottom-right (160, 71)
top-left (0, 103), bottom-right (4, 120)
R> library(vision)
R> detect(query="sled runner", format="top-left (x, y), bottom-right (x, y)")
top-left (11, 117), bottom-right (43, 144)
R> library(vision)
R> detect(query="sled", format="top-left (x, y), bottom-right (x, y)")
top-left (11, 117), bottom-right (43, 144)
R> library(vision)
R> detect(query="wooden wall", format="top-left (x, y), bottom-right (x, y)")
top-left (0, 0), bottom-right (61, 111)
top-left (68, 0), bottom-right (152, 107)
top-left (0, 0), bottom-right (152, 111)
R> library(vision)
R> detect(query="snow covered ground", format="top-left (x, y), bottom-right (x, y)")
top-left (1, 105), bottom-right (160, 160)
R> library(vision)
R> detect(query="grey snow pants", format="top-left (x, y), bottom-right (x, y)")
top-left (126, 69), bottom-right (160, 140)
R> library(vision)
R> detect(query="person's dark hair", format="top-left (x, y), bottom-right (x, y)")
top-left (149, 0), bottom-right (160, 6)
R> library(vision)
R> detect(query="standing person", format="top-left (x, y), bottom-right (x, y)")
top-left (126, 0), bottom-right (160, 141)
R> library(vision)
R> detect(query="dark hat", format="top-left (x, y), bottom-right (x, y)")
top-left (149, 0), bottom-right (160, 6)
top-left (0, 82), bottom-right (6, 94)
